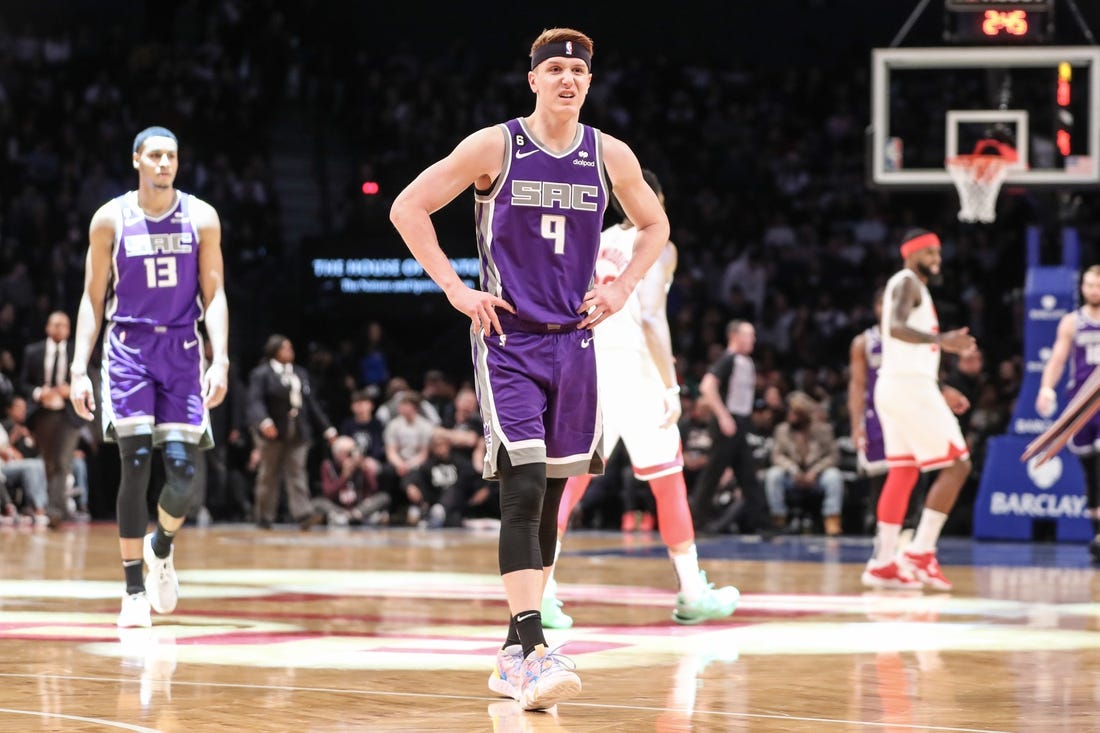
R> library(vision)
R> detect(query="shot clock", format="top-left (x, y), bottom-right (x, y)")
top-left (944, 0), bottom-right (1055, 43)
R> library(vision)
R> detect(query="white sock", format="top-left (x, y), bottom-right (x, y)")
top-left (873, 522), bottom-right (902, 564)
top-left (671, 544), bottom-right (704, 602)
top-left (907, 509), bottom-right (948, 554)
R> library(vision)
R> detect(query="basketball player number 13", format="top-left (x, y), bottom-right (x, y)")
top-left (541, 214), bottom-right (566, 255)
top-left (144, 256), bottom-right (179, 288)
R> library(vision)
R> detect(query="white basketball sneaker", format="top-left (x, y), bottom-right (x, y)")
top-left (118, 592), bottom-right (152, 628)
top-left (143, 532), bottom-right (179, 614)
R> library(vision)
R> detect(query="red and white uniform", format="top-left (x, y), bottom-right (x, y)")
top-left (874, 269), bottom-right (969, 471)
top-left (591, 224), bottom-right (682, 480)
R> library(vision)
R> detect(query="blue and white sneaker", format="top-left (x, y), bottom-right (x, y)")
top-left (519, 645), bottom-right (582, 711)
top-left (488, 644), bottom-right (525, 700)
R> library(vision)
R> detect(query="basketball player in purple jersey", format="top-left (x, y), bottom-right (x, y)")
top-left (850, 290), bottom-right (890, 527)
top-left (69, 127), bottom-right (229, 628)
top-left (390, 28), bottom-right (668, 711)
top-left (1036, 265), bottom-right (1100, 562)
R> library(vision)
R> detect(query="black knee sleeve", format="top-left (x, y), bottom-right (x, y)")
top-left (117, 436), bottom-right (153, 538)
top-left (497, 448), bottom-right (545, 574)
top-left (541, 477), bottom-right (566, 564)
top-left (159, 441), bottom-right (199, 519)
top-left (1083, 453), bottom-right (1100, 510)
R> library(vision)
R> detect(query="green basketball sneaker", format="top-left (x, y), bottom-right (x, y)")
top-left (672, 571), bottom-right (739, 625)
top-left (540, 588), bottom-right (574, 630)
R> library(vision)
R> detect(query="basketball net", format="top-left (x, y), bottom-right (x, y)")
top-left (945, 139), bottom-right (1017, 224)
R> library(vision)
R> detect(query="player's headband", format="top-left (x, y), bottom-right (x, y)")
top-left (531, 41), bottom-right (591, 71)
top-left (900, 232), bottom-right (940, 258)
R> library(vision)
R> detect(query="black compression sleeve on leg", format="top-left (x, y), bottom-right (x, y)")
top-left (541, 477), bottom-right (567, 565)
top-left (1082, 453), bottom-right (1100, 510)
top-left (159, 441), bottom-right (199, 519)
top-left (497, 448), bottom-right (546, 575)
top-left (117, 435), bottom-right (154, 538)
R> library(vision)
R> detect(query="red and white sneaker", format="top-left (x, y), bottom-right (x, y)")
top-left (861, 560), bottom-right (922, 590)
top-left (900, 550), bottom-right (953, 591)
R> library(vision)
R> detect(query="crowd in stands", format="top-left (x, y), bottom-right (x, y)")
top-left (1, 3), bottom-right (1096, 535)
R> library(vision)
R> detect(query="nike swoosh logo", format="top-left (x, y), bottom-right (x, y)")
top-left (183, 339), bottom-right (198, 349)
top-left (516, 149), bottom-right (539, 159)
top-left (123, 217), bottom-right (145, 227)
top-left (515, 612), bottom-right (538, 623)
top-left (580, 338), bottom-right (592, 349)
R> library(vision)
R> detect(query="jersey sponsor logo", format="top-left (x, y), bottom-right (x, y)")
top-left (516, 148), bottom-right (539, 159)
top-left (510, 180), bottom-right (599, 212)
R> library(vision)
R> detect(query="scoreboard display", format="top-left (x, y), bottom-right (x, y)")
top-left (944, 0), bottom-right (1055, 43)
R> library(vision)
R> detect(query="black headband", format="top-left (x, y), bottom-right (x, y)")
top-left (530, 41), bottom-right (591, 71)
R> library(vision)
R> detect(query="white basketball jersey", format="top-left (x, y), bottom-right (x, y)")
top-left (592, 224), bottom-right (645, 351)
top-left (879, 268), bottom-right (941, 380)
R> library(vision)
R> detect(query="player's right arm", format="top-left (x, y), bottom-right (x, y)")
top-left (390, 127), bottom-right (515, 335)
top-left (1036, 312), bottom-right (1076, 417)
top-left (69, 203), bottom-right (115, 420)
top-left (847, 332), bottom-right (867, 452)
top-left (888, 275), bottom-right (974, 354)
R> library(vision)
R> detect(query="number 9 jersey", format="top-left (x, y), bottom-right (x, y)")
top-left (108, 190), bottom-right (204, 328)
top-left (474, 118), bottom-right (608, 326)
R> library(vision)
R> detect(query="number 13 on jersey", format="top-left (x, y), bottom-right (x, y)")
top-left (144, 256), bottom-right (178, 288)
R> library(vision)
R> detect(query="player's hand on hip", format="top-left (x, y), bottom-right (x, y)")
top-left (577, 280), bottom-right (628, 329)
top-left (202, 362), bottom-right (229, 409)
top-left (447, 284), bottom-right (514, 336)
top-left (939, 328), bottom-right (976, 354)
top-left (69, 374), bottom-right (96, 421)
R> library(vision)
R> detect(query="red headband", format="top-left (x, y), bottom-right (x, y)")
top-left (899, 233), bottom-right (940, 258)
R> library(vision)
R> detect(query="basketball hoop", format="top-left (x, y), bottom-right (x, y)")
top-left (945, 139), bottom-right (1017, 224)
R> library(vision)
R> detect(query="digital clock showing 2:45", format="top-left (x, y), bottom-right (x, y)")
top-left (946, 0), bottom-right (1052, 41)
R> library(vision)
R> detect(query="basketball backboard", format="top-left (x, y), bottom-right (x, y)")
top-left (870, 46), bottom-right (1100, 188)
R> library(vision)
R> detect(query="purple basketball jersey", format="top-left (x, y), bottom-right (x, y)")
top-left (475, 118), bottom-right (608, 326)
top-left (470, 119), bottom-right (608, 478)
top-left (862, 325), bottom-right (887, 466)
top-left (108, 191), bottom-right (203, 328)
top-left (1068, 309), bottom-right (1100, 453)
top-left (101, 190), bottom-right (211, 447)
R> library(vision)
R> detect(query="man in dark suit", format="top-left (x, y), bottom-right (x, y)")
top-left (247, 334), bottom-right (337, 529)
top-left (20, 311), bottom-right (84, 527)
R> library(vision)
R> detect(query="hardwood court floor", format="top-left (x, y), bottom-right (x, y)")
top-left (1, 522), bottom-right (1099, 732)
